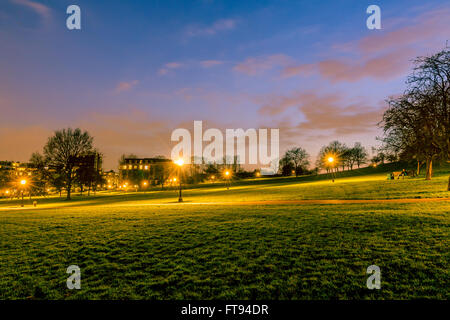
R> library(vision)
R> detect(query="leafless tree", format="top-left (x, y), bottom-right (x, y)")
top-left (43, 128), bottom-right (94, 200)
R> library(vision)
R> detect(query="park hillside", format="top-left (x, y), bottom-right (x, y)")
top-left (0, 161), bottom-right (449, 299)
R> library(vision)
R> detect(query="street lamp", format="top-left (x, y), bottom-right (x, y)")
top-left (174, 159), bottom-right (184, 202)
top-left (327, 156), bottom-right (335, 182)
top-left (224, 170), bottom-right (231, 190)
top-left (142, 181), bottom-right (148, 194)
top-left (20, 179), bottom-right (27, 207)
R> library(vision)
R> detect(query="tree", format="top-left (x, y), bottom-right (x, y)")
top-left (49, 172), bottom-right (65, 197)
top-left (29, 152), bottom-right (50, 196)
top-left (381, 49), bottom-right (449, 182)
top-left (316, 141), bottom-right (347, 172)
top-left (0, 168), bottom-right (12, 192)
top-left (352, 142), bottom-right (368, 168)
top-left (279, 154), bottom-right (295, 176)
top-left (152, 156), bottom-right (173, 189)
top-left (408, 49), bottom-right (449, 185)
top-left (285, 147), bottom-right (310, 177)
top-left (43, 128), bottom-right (94, 200)
top-left (340, 147), bottom-right (353, 170)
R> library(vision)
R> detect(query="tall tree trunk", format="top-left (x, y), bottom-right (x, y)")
top-left (66, 169), bottom-right (72, 200)
top-left (417, 160), bottom-right (421, 176)
top-left (66, 182), bottom-right (72, 200)
top-left (425, 158), bottom-right (433, 180)
top-left (447, 176), bottom-right (450, 191)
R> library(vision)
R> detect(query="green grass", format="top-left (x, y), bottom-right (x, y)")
top-left (0, 163), bottom-right (448, 299)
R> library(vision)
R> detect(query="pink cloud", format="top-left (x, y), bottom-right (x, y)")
top-left (233, 54), bottom-right (292, 76)
top-left (281, 7), bottom-right (450, 82)
top-left (318, 47), bottom-right (416, 82)
top-left (259, 91), bottom-right (385, 136)
top-left (115, 80), bottom-right (139, 93)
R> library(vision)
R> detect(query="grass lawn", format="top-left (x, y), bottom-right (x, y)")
top-left (0, 163), bottom-right (448, 299)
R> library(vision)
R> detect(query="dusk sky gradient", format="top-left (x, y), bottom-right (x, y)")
top-left (1, 0), bottom-right (449, 169)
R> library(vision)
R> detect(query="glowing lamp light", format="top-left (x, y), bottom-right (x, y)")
top-left (225, 171), bottom-right (230, 176)
top-left (20, 179), bottom-right (27, 185)
top-left (173, 178), bottom-right (177, 182)
top-left (175, 159), bottom-right (184, 166)
top-left (328, 157), bottom-right (334, 163)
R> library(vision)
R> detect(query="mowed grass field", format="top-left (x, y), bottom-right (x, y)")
top-left (0, 163), bottom-right (449, 299)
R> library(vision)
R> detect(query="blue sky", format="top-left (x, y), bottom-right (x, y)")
top-left (0, 0), bottom-right (449, 169)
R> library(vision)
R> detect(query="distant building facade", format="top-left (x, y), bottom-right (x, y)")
top-left (119, 158), bottom-right (174, 187)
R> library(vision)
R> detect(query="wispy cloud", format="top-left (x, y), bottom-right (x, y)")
top-left (186, 18), bottom-right (237, 37)
top-left (200, 60), bottom-right (224, 68)
top-left (115, 80), bottom-right (139, 93)
top-left (11, 0), bottom-right (51, 19)
top-left (233, 54), bottom-right (292, 76)
top-left (158, 62), bottom-right (183, 75)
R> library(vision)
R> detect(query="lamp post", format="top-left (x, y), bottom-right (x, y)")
top-left (174, 159), bottom-right (184, 202)
top-left (224, 170), bottom-right (231, 190)
top-left (143, 181), bottom-right (148, 194)
top-left (20, 179), bottom-right (27, 207)
top-left (327, 157), bottom-right (335, 182)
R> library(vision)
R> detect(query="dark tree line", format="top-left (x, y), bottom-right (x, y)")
top-left (279, 142), bottom-right (369, 177)
top-left (315, 141), bottom-right (368, 172)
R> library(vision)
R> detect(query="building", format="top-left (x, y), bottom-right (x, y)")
top-left (102, 170), bottom-right (119, 189)
top-left (119, 158), bottom-right (175, 187)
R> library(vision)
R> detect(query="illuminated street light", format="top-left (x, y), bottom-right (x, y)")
top-left (142, 181), bottom-right (148, 194)
top-left (224, 170), bottom-right (231, 190)
top-left (175, 159), bottom-right (184, 166)
top-left (19, 179), bottom-right (27, 207)
top-left (174, 159), bottom-right (184, 202)
top-left (326, 156), bottom-right (336, 183)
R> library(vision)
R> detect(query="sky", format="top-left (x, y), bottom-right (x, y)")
top-left (0, 0), bottom-right (449, 170)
